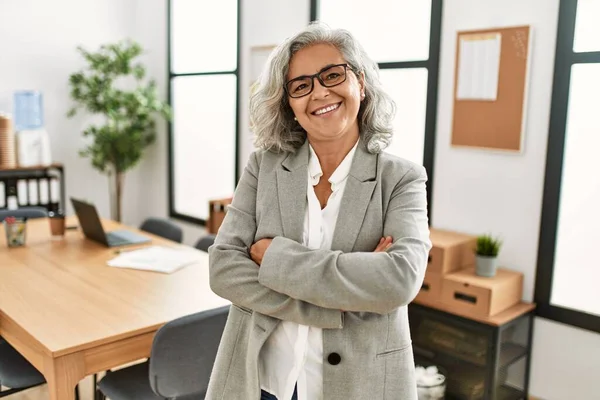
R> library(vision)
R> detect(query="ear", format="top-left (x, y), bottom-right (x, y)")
top-left (358, 71), bottom-right (366, 99)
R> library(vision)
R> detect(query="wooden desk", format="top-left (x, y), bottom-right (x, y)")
top-left (0, 217), bottom-right (229, 400)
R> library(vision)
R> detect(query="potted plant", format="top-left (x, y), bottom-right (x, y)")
top-left (67, 40), bottom-right (171, 222)
top-left (475, 234), bottom-right (502, 277)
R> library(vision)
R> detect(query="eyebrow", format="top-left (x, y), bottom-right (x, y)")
top-left (288, 63), bottom-right (339, 82)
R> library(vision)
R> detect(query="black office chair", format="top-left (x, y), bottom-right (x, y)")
top-left (0, 206), bottom-right (48, 221)
top-left (97, 306), bottom-right (229, 399)
top-left (194, 234), bottom-right (216, 252)
top-left (140, 218), bottom-right (183, 243)
top-left (0, 339), bottom-right (80, 399)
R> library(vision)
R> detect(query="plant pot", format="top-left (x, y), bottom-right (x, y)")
top-left (476, 255), bottom-right (498, 277)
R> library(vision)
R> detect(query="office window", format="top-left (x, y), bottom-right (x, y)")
top-left (168, 0), bottom-right (240, 224)
top-left (318, 0), bottom-right (432, 63)
top-left (535, 0), bottom-right (600, 333)
top-left (311, 0), bottom-right (442, 209)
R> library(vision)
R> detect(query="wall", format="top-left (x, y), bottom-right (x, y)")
top-left (432, 1), bottom-right (600, 399)
top-left (0, 0), bottom-right (141, 222)
top-left (0, 0), bottom-right (211, 244)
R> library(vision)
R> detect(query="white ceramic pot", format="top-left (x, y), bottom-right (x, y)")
top-left (476, 255), bottom-right (497, 277)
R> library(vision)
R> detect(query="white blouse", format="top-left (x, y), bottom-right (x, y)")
top-left (258, 140), bottom-right (359, 400)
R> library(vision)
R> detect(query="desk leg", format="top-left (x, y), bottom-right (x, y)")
top-left (44, 352), bottom-right (85, 400)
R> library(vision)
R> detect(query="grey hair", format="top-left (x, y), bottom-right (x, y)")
top-left (249, 21), bottom-right (396, 154)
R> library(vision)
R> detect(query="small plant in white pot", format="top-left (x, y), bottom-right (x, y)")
top-left (475, 234), bottom-right (502, 277)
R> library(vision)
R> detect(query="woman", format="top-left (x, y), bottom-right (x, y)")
top-left (207, 22), bottom-right (431, 400)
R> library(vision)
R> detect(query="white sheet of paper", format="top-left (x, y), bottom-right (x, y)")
top-left (107, 246), bottom-right (201, 274)
top-left (456, 33), bottom-right (502, 101)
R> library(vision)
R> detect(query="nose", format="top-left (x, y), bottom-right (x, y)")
top-left (310, 77), bottom-right (330, 99)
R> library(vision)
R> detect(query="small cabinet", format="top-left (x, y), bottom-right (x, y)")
top-left (409, 301), bottom-right (534, 400)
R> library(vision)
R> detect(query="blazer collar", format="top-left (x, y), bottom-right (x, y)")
top-left (281, 136), bottom-right (377, 182)
top-left (281, 139), bottom-right (309, 171)
top-left (277, 135), bottom-right (378, 251)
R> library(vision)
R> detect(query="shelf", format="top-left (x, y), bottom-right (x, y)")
top-left (499, 343), bottom-right (528, 369)
top-left (411, 300), bottom-right (536, 327)
top-left (498, 384), bottom-right (524, 400)
top-left (0, 163), bottom-right (62, 172)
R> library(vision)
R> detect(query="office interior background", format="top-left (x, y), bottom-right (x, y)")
top-left (0, 0), bottom-right (598, 399)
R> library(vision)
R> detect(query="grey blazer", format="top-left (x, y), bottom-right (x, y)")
top-left (207, 138), bottom-right (432, 400)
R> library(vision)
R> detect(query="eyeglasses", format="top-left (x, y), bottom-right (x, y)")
top-left (284, 63), bottom-right (349, 98)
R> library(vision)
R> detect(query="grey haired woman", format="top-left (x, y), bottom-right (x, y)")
top-left (207, 21), bottom-right (431, 400)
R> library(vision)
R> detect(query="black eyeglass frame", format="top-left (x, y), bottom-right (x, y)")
top-left (284, 63), bottom-right (352, 98)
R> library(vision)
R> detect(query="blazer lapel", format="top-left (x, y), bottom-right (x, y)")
top-left (276, 141), bottom-right (309, 243)
top-left (331, 139), bottom-right (378, 253)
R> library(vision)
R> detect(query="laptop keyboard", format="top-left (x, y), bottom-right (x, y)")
top-left (107, 230), bottom-right (150, 246)
top-left (107, 233), bottom-right (130, 246)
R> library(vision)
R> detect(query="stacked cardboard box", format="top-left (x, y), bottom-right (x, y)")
top-left (415, 228), bottom-right (523, 319)
top-left (207, 197), bottom-right (232, 234)
top-left (416, 228), bottom-right (477, 305)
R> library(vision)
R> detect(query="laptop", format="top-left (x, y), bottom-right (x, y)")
top-left (71, 197), bottom-right (151, 247)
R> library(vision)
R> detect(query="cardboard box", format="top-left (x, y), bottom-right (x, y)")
top-left (440, 268), bottom-right (523, 317)
top-left (207, 197), bottom-right (232, 234)
top-left (415, 271), bottom-right (444, 305)
top-left (428, 229), bottom-right (477, 274)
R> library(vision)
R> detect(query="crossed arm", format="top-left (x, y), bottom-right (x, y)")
top-left (209, 152), bottom-right (344, 329)
top-left (254, 166), bottom-right (431, 314)
top-left (209, 151), bottom-right (431, 324)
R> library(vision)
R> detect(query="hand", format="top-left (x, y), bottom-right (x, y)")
top-left (374, 236), bottom-right (393, 252)
top-left (250, 238), bottom-right (273, 266)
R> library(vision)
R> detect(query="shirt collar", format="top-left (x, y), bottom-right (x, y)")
top-left (308, 139), bottom-right (359, 189)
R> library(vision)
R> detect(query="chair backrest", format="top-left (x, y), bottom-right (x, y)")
top-left (194, 234), bottom-right (216, 252)
top-left (149, 306), bottom-right (229, 398)
top-left (0, 207), bottom-right (48, 222)
top-left (140, 218), bottom-right (183, 243)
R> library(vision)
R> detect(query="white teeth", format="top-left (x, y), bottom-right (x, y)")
top-left (314, 103), bottom-right (339, 115)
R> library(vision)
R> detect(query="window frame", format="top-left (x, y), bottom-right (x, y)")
top-left (310, 0), bottom-right (442, 215)
top-left (534, 0), bottom-right (600, 333)
top-left (167, 0), bottom-right (242, 225)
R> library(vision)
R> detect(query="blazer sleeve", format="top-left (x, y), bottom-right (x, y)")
top-left (258, 165), bottom-right (432, 315)
top-left (208, 151), bottom-right (344, 329)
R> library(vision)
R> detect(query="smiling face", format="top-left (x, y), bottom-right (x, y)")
top-left (286, 43), bottom-right (365, 145)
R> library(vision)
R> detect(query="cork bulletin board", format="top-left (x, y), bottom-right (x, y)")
top-left (451, 26), bottom-right (532, 152)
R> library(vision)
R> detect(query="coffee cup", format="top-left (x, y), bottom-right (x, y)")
top-left (48, 211), bottom-right (66, 239)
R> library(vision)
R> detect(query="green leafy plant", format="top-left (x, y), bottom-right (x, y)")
top-left (67, 39), bottom-right (171, 222)
top-left (475, 234), bottom-right (502, 257)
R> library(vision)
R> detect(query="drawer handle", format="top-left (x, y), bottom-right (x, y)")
top-left (421, 283), bottom-right (430, 292)
top-left (454, 291), bottom-right (477, 304)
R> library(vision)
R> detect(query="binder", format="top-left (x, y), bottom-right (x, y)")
top-left (28, 179), bottom-right (39, 205)
top-left (0, 181), bottom-right (5, 208)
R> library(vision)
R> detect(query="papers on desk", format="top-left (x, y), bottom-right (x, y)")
top-left (107, 246), bottom-right (201, 274)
